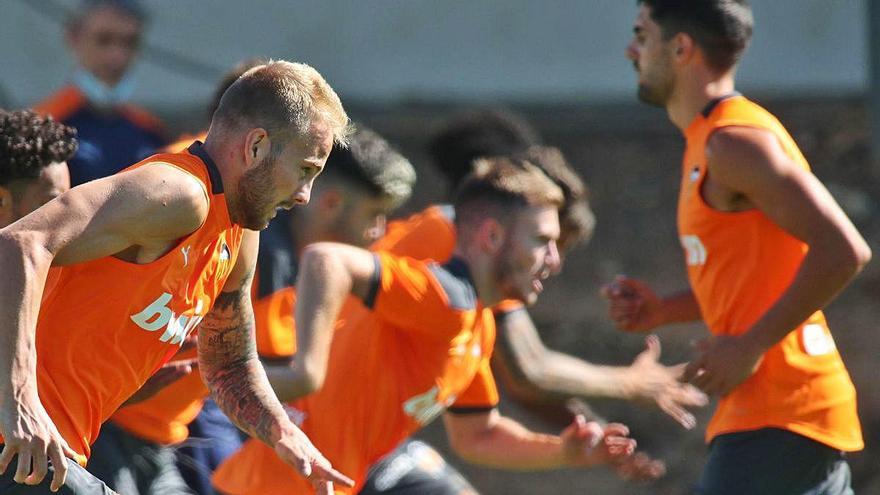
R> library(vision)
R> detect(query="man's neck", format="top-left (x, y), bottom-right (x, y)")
top-left (451, 247), bottom-right (500, 307)
top-left (666, 69), bottom-right (737, 132)
top-left (202, 138), bottom-right (234, 184)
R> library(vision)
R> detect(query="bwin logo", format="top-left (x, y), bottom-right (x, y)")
top-left (131, 293), bottom-right (206, 344)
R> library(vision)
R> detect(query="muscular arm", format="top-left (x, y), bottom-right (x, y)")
top-left (197, 230), bottom-right (292, 444)
top-left (710, 128), bottom-right (870, 349)
top-left (0, 164), bottom-right (206, 488)
top-left (494, 308), bottom-right (633, 402)
top-left (684, 127), bottom-right (871, 393)
top-left (283, 243), bottom-right (375, 399)
top-left (494, 308), bottom-right (706, 428)
top-left (198, 233), bottom-right (354, 491)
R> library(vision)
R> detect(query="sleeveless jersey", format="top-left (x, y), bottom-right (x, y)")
top-left (678, 95), bottom-right (862, 451)
top-left (2, 142), bottom-right (244, 460)
top-left (372, 204), bottom-right (457, 261)
top-left (107, 136), bottom-right (214, 446)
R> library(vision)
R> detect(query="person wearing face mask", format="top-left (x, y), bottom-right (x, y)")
top-left (35, 0), bottom-right (167, 186)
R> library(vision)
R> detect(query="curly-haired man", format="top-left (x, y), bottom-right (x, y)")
top-left (0, 109), bottom-right (76, 228)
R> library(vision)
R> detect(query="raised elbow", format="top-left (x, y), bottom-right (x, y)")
top-left (840, 236), bottom-right (872, 277)
top-left (852, 240), bottom-right (872, 272)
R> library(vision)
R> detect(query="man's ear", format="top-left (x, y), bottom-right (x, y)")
top-left (477, 218), bottom-right (506, 255)
top-left (243, 128), bottom-right (269, 168)
top-left (672, 32), bottom-right (696, 63)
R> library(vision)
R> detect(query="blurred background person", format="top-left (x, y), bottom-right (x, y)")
top-left (605, 1), bottom-right (871, 493)
top-left (36, 0), bottom-right (167, 186)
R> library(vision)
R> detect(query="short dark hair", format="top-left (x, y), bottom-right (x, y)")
top-left (428, 108), bottom-right (541, 190)
top-left (639, 0), bottom-right (753, 72)
top-left (323, 125), bottom-right (416, 207)
top-left (515, 146), bottom-right (595, 250)
top-left (0, 110), bottom-right (77, 186)
top-left (453, 157), bottom-right (563, 234)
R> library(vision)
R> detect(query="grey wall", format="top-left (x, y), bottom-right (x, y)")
top-left (0, 0), bottom-right (868, 109)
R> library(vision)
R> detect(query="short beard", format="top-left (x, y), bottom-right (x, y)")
top-left (231, 153), bottom-right (276, 230)
top-left (636, 57), bottom-right (675, 108)
top-left (493, 241), bottom-right (528, 304)
top-left (637, 82), bottom-right (670, 108)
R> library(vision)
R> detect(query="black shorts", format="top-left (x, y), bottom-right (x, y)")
top-left (697, 428), bottom-right (853, 495)
top-left (0, 447), bottom-right (116, 495)
top-left (359, 440), bottom-right (478, 495)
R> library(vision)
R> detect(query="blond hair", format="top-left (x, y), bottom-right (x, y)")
top-left (212, 60), bottom-right (350, 147)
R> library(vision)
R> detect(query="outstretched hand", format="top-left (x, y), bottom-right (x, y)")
top-left (628, 335), bottom-right (708, 429)
top-left (274, 426), bottom-right (355, 495)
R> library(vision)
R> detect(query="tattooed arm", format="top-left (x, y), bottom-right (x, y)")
top-left (197, 230), bottom-right (353, 493)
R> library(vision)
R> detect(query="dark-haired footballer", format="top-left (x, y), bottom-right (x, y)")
top-left (0, 109), bottom-right (75, 228)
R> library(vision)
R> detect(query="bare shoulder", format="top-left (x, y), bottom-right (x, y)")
top-left (706, 126), bottom-right (789, 173)
top-left (115, 163), bottom-right (210, 241)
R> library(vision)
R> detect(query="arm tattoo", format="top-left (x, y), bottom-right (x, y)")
top-left (199, 285), bottom-right (287, 445)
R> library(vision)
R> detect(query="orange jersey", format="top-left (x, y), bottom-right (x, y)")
top-left (1, 142), bottom-right (244, 460)
top-left (35, 85), bottom-right (165, 134)
top-left (213, 252), bottom-right (499, 495)
top-left (375, 204), bottom-right (523, 313)
top-left (107, 132), bottom-right (215, 446)
top-left (35, 85), bottom-right (167, 186)
top-left (373, 204), bottom-right (457, 260)
top-left (678, 94), bottom-right (862, 451)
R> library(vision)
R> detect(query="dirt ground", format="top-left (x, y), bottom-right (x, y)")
top-left (342, 95), bottom-right (879, 494)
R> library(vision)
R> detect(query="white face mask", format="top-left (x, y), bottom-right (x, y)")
top-left (72, 68), bottom-right (136, 108)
